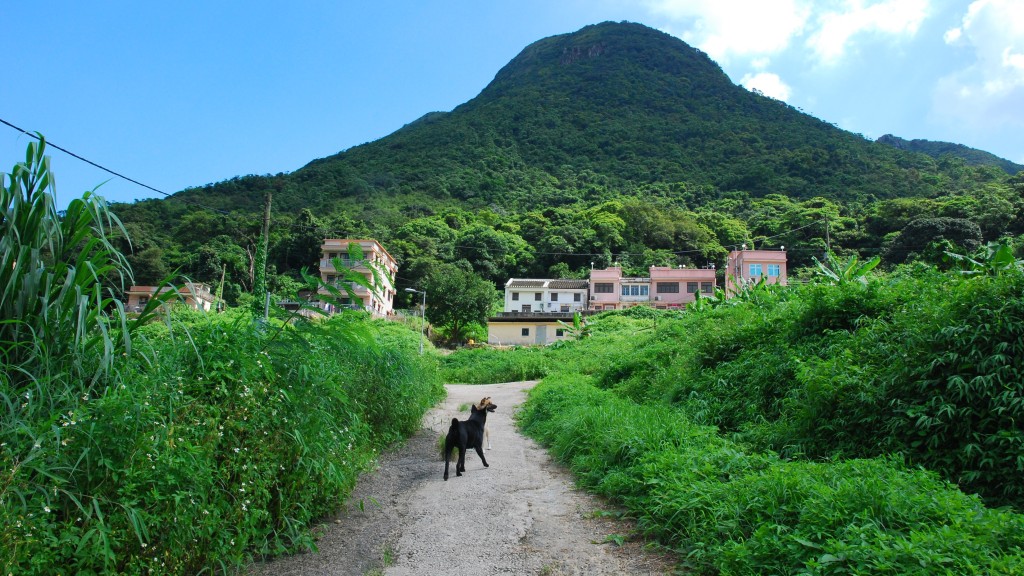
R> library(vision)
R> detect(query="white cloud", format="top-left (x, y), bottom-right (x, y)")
top-left (643, 0), bottom-right (929, 65)
top-left (644, 0), bottom-right (811, 62)
top-left (741, 72), bottom-right (793, 100)
top-left (806, 0), bottom-right (930, 65)
top-left (933, 0), bottom-right (1024, 129)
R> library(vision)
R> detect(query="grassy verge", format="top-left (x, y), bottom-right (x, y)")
top-left (519, 376), bottom-right (1024, 575)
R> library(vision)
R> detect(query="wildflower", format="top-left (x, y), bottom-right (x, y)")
top-left (44, 506), bottom-right (51, 513)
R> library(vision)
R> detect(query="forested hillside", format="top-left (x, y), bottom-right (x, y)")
top-left (877, 134), bottom-right (1024, 175)
top-left (111, 21), bottom-right (1024, 307)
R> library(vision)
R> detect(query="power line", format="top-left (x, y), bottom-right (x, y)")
top-left (1, 117), bottom-right (229, 215)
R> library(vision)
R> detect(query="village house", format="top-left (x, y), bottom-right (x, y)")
top-left (724, 248), bottom-right (788, 295)
top-left (125, 282), bottom-right (217, 313)
top-left (488, 278), bottom-right (589, 345)
top-left (318, 239), bottom-right (398, 318)
top-left (590, 265), bottom-right (717, 310)
top-left (487, 249), bottom-right (787, 345)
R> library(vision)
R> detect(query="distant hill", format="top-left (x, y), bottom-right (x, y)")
top-left (171, 22), bottom-right (1003, 216)
top-left (877, 134), bottom-right (1022, 175)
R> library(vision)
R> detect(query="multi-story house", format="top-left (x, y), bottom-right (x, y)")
top-left (724, 248), bottom-right (788, 295)
top-left (125, 282), bottom-right (217, 313)
top-left (490, 249), bottom-right (788, 346)
top-left (488, 279), bottom-right (589, 345)
top-left (502, 278), bottom-right (590, 314)
top-left (590, 265), bottom-right (717, 310)
top-left (318, 239), bottom-right (398, 318)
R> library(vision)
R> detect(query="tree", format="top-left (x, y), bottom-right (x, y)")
top-left (883, 217), bottom-right (983, 265)
top-left (423, 263), bottom-right (497, 344)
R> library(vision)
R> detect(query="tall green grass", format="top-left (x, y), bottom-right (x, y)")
top-left (590, 268), bottom-right (1024, 508)
top-left (1, 141), bottom-right (444, 573)
top-left (519, 377), bottom-right (1024, 575)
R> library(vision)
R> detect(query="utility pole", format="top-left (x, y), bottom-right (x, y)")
top-left (216, 263), bottom-right (226, 312)
top-left (252, 192), bottom-right (271, 318)
top-left (825, 216), bottom-right (831, 254)
top-left (404, 287), bottom-right (426, 354)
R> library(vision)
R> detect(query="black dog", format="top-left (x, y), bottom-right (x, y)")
top-left (443, 397), bottom-right (497, 480)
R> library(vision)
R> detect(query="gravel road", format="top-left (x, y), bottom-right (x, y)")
top-left (249, 381), bottom-right (674, 575)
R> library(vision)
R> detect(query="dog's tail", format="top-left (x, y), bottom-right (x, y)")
top-left (449, 417), bottom-right (459, 429)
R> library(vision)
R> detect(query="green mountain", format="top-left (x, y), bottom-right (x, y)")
top-left (876, 134), bottom-right (1023, 175)
top-left (174, 21), bottom-right (997, 216)
top-left (112, 21), bottom-right (1020, 302)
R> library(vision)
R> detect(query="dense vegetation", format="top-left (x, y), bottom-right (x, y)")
top-left (877, 134), bottom-right (1024, 176)
top-left (106, 22), bottom-right (1024, 315)
top-left (442, 261), bottom-right (1024, 574)
top-left (1, 142), bottom-right (444, 574)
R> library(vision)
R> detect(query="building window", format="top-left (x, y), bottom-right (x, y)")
top-left (556, 328), bottom-right (565, 337)
top-left (534, 292), bottom-right (542, 301)
top-left (620, 285), bottom-right (649, 296)
top-left (560, 304), bottom-right (570, 312)
top-left (594, 283), bottom-right (613, 293)
top-left (574, 293), bottom-right (581, 302)
top-left (701, 282), bottom-right (713, 294)
top-left (767, 264), bottom-right (781, 276)
top-left (521, 304), bottom-right (531, 312)
top-left (656, 282), bottom-right (680, 293)
top-left (512, 292), bottom-right (519, 301)
top-left (551, 292), bottom-right (559, 301)
top-left (686, 282), bottom-right (698, 293)
top-left (749, 263), bottom-right (763, 276)
top-left (521, 328), bottom-right (530, 336)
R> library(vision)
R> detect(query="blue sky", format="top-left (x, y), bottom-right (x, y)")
top-left (2, 1), bottom-right (1022, 210)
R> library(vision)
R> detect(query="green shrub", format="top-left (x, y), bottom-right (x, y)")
top-left (1, 140), bottom-right (445, 573)
top-left (519, 378), bottom-right (1024, 575)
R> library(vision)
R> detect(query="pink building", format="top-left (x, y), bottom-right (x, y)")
top-left (725, 249), bottom-right (788, 295)
top-left (319, 239), bottom-right (398, 317)
top-left (589, 265), bottom-right (717, 310)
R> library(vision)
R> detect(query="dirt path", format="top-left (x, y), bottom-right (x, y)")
top-left (249, 381), bottom-right (674, 575)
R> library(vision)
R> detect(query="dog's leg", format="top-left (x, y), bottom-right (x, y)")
top-left (443, 440), bottom-right (452, 481)
top-left (443, 418), bottom-right (459, 481)
top-left (485, 426), bottom-right (491, 450)
top-left (456, 446), bottom-right (466, 476)
top-left (474, 444), bottom-right (489, 469)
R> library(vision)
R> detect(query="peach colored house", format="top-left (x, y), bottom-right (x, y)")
top-left (487, 316), bottom-right (578, 346)
top-left (589, 266), bottom-right (717, 310)
top-left (318, 239), bottom-right (398, 318)
top-left (725, 249), bottom-right (788, 295)
top-left (125, 282), bottom-right (216, 313)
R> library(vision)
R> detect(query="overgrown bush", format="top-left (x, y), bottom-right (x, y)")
top-left (587, 269), bottom-right (1024, 508)
top-left (519, 377), bottom-right (1024, 575)
top-left (1, 141), bottom-right (444, 573)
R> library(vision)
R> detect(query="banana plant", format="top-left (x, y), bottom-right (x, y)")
top-left (556, 311), bottom-right (591, 341)
top-left (944, 241), bottom-right (1023, 277)
top-left (812, 250), bottom-right (880, 285)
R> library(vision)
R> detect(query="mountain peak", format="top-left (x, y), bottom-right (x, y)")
top-left (480, 21), bottom-right (729, 101)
